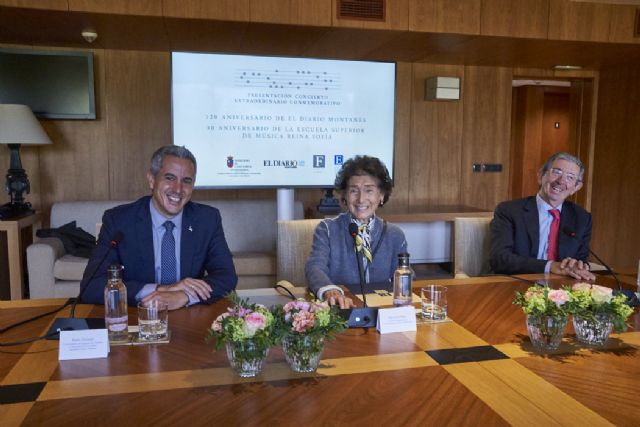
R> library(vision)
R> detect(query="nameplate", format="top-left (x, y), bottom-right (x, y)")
top-left (59, 329), bottom-right (110, 360)
top-left (376, 306), bottom-right (417, 334)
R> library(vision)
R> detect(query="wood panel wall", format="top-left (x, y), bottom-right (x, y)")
top-left (1, 0), bottom-right (638, 265)
top-left (591, 65), bottom-right (640, 268)
top-left (0, 48), bottom-right (517, 223)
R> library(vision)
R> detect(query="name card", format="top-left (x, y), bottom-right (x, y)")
top-left (376, 306), bottom-right (417, 334)
top-left (59, 329), bottom-right (110, 360)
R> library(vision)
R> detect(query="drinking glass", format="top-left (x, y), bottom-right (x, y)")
top-left (421, 285), bottom-right (447, 321)
top-left (138, 301), bottom-right (169, 341)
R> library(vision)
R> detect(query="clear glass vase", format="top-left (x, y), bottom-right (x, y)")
top-left (526, 314), bottom-right (568, 351)
top-left (573, 313), bottom-right (615, 346)
top-left (225, 339), bottom-right (269, 377)
top-left (282, 334), bottom-right (325, 373)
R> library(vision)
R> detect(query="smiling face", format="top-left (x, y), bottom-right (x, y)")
top-left (147, 155), bottom-right (195, 218)
top-left (537, 158), bottom-right (583, 208)
top-left (345, 174), bottom-right (384, 221)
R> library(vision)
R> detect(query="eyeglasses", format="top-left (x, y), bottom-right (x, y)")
top-left (549, 167), bottom-right (580, 185)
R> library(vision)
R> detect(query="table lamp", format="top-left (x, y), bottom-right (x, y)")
top-left (0, 104), bottom-right (52, 220)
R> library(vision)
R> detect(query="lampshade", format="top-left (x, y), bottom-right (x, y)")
top-left (0, 104), bottom-right (52, 145)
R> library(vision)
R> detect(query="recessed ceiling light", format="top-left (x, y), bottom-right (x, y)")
top-left (553, 65), bottom-right (583, 70)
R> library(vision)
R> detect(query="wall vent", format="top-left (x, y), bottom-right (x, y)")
top-left (337, 0), bottom-right (385, 22)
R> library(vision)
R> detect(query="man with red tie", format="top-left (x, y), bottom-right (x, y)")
top-left (490, 152), bottom-right (595, 280)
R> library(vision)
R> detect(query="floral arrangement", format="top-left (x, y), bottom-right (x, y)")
top-left (272, 299), bottom-right (347, 340)
top-left (206, 292), bottom-right (276, 351)
top-left (272, 299), bottom-right (347, 372)
top-left (513, 285), bottom-right (573, 317)
top-left (570, 282), bottom-right (634, 332)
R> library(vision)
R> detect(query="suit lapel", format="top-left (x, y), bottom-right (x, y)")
top-left (523, 197), bottom-right (540, 257)
top-left (136, 201), bottom-right (155, 280)
top-left (180, 203), bottom-right (196, 279)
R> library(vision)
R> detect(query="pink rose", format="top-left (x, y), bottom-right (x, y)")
top-left (590, 285), bottom-right (613, 304)
top-left (243, 312), bottom-right (266, 337)
top-left (212, 312), bottom-right (229, 332)
top-left (292, 311), bottom-right (315, 333)
top-left (548, 289), bottom-right (569, 307)
top-left (572, 282), bottom-right (592, 292)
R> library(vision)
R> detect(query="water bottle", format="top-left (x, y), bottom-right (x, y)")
top-left (104, 264), bottom-right (128, 342)
top-left (393, 252), bottom-right (413, 306)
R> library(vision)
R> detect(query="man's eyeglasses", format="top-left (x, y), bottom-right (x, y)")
top-left (549, 167), bottom-right (580, 185)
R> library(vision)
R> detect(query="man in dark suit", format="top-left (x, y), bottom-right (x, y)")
top-left (80, 145), bottom-right (237, 310)
top-left (490, 152), bottom-right (595, 280)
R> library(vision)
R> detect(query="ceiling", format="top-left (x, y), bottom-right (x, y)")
top-left (2, 6), bottom-right (640, 70)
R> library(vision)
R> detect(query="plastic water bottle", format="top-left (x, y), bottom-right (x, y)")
top-left (104, 264), bottom-right (128, 342)
top-left (393, 253), bottom-right (413, 306)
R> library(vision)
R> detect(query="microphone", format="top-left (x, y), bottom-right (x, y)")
top-left (341, 223), bottom-right (377, 328)
top-left (46, 231), bottom-right (125, 339)
top-left (348, 223), bottom-right (368, 307)
top-left (562, 227), bottom-right (638, 307)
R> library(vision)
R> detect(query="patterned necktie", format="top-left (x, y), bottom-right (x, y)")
top-left (547, 209), bottom-right (560, 262)
top-left (355, 224), bottom-right (372, 263)
top-left (160, 221), bottom-right (177, 285)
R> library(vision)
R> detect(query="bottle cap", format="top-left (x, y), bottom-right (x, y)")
top-left (107, 264), bottom-right (122, 280)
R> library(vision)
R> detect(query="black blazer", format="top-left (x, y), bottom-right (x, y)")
top-left (489, 196), bottom-right (592, 275)
top-left (80, 196), bottom-right (238, 305)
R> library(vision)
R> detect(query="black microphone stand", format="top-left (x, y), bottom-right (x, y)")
top-left (562, 227), bottom-right (638, 307)
top-left (45, 232), bottom-right (124, 339)
top-left (343, 223), bottom-right (377, 328)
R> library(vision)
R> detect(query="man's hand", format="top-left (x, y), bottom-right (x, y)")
top-left (324, 289), bottom-right (355, 309)
top-left (159, 278), bottom-right (212, 301)
top-left (550, 258), bottom-right (595, 281)
top-left (141, 289), bottom-right (189, 310)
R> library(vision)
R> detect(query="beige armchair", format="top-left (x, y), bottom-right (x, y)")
top-left (27, 201), bottom-right (128, 298)
top-left (276, 219), bottom-right (322, 287)
top-left (453, 217), bottom-right (492, 278)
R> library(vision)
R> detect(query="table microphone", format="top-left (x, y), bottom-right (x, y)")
top-left (342, 223), bottom-right (377, 328)
top-left (348, 223), bottom-right (368, 307)
top-left (562, 227), bottom-right (639, 307)
top-left (46, 231), bottom-right (125, 339)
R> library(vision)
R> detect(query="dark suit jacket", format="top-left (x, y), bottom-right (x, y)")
top-left (79, 196), bottom-right (237, 305)
top-left (489, 196), bottom-right (592, 275)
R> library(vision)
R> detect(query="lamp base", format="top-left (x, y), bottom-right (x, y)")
top-left (0, 202), bottom-right (34, 220)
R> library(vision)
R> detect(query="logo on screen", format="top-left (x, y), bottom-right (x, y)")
top-left (313, 155), bottom-right (326, 168)
top-left (226, 156), bottom-right (234, 168)
top-left (334, 155), bottom-right (344, 165)
top-left (264, 160), bottom-right (298, 168)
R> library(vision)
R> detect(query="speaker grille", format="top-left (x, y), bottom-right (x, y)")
top-left (337, 0), bottom-right (385, 21)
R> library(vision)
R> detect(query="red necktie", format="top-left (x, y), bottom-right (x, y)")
top-left (547, 209), bottom-right (560, 261)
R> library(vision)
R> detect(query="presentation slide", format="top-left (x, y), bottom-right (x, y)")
top-left (172, 52), bottom-right (396, 188)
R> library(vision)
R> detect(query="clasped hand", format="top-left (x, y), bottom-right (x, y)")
top-left (141, 278), bottom-right (212, 310)
top-left (550, 258), bottom-right (595, 281)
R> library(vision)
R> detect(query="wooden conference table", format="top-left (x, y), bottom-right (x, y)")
top-left (1, 275), bottom-right (639, 426)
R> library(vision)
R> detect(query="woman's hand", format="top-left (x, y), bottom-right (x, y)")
top-left (324, 290), bottom-right (355, 309)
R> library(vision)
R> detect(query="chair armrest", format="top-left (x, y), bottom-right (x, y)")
top-left (27, 238), bottom-right (65, 299)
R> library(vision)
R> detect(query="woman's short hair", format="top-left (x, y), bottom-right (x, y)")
top-left (150, 145), bottom-right (197, 176)
top-left (334, 155), bottom-right (393, 204)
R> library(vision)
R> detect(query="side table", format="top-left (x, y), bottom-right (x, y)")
top-left (0, 212), bottom-right (42, 300)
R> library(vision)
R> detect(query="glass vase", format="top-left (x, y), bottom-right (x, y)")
top-left (282, 334), bottom-right (325, 373)
top-left (573, 313), bottom-right (615, 346)
top-left (526, 314), bottom-right (568, 351)
top-left (225, 339), bottom-right (269, 377)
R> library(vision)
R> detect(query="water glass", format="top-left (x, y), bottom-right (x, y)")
top-left (421, 285), bottom-right (447, 321)
top-left (138, 301), bottom-right (169, 341)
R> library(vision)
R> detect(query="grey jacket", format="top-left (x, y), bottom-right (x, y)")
top-left (305, 212), bottom-right (408, 296)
